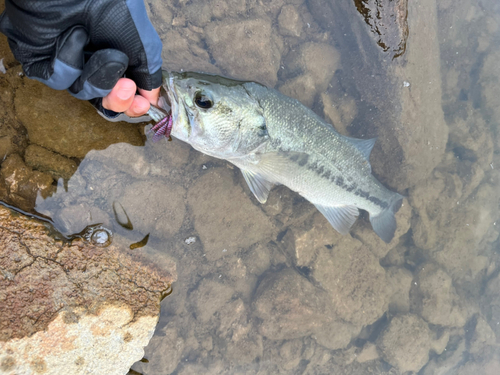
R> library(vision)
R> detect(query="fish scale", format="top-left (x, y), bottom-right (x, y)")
top-left (245, 83), bottom-right (393, 211)
top-left (152, 71), bottom-right (403, 243)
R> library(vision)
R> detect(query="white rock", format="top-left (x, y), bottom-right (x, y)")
top-left (0, 305), bottom-right (157, 375)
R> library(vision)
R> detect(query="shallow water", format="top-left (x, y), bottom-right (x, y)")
top-left (1, 0), bottom-right (500, 374)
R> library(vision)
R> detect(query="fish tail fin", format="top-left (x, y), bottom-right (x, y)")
top-left (369, 193), bottom-right (404, 243)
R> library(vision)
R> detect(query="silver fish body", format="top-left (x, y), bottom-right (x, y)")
top-left (153, 71), bottom-right (403, 243)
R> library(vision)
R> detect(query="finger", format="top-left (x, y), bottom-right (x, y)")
top-left (124, 95), bottom-right (151, 117)
top-left (138, 87), bottom-right (160, 106)
top-left (102, 78), bottom-right (137, 113)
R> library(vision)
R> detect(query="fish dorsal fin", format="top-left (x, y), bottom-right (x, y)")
top-left (241, 169), bottom-right (274, 204)
top-left (314, 204), bottom-right (359, 235)
top-left (345, 137), bottom-right (377, 161)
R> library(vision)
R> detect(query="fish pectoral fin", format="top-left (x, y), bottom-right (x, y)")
top-left (314, 204), bottom-right (359, 235)
top-left (241, 169), bottom-right (274, 204)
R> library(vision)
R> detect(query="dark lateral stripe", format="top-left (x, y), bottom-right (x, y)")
top-left (354, 189), bottom-right (388, 209)
top-left (296, 158), bottom-right (389, 209)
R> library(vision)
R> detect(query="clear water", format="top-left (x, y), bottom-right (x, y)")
top-left (2, 0), bottom-right (500, 374)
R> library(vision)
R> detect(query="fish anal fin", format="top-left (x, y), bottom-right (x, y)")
top-left (241, 169), bottom-right (274, 204)
top-left (315, 204), bottom-right (359, 235)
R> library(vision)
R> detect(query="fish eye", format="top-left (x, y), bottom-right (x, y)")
top-left (194, 91), bottom-right (213, 109)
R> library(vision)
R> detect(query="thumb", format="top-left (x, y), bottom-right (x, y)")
top-left (68, 49), bottom-right (129, 100)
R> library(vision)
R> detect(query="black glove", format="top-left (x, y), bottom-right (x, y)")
top-left (0, 0), bottom-right (162, 122)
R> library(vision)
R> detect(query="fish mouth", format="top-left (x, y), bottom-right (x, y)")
top-left (161, 72), bottom-right (190, 142)
top-left (148, 71), bottom-right (189, 142)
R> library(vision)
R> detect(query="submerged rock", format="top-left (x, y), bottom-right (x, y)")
top-left (376, 314), bottom-right (447, 373)
top-left (311, 236), bottom-right (389, 327)
top-left (253, 268), bottom-right (357, 350)
top-left (280, 42), bottom-right (339, 107)
top-left (468, 316), bottom-right (496, 355)
top-left (0, 154), bottom-right (54, 212)
top-left (410, 263), bottom-right (468, 327)
top-left (278, 5), bottom-right (303, 37)
top-left (0, 204), bottom-right (175, 375)
top-left (24, 144), bottom-right (78, 180)
top-left (187, 168), bottom-right (274, 261)
top-left (205, 18), bottom-right (281, 87)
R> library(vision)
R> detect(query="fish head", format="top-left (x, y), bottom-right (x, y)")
top-left (162, 71), bottom-right (269, 158)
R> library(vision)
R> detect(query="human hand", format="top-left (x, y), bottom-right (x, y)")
top-left (102, 78), bottom-right (160, 119)
top-left (0, 0), bottom-right (162, 123)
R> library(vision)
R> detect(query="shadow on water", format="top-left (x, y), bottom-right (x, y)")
top-left (1, 0), bottom-right (500, 373)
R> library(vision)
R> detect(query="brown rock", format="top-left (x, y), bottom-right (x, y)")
top-left (376, 314), bottom-right (434, 373)
top-left (131, 321), bottom-right (185, 375)
top-left (0, 204), bottom-right (175, 374)
top-left (253, 268), bottom-right (356, 349)
top-left (24, 144), bottom-right (78, 180)
top-left (220, 299), bottom-right (263, 364)
top-left (85, 137), bottom-right (191, 180)
top-left (356, 343), bottom-right (379, 363)
top-left (278, 5), bottom-right (303, 37)
top-left (411, 176), bottom-right (499, 280)
top-left (253, 269), bottom-right (332, 340)
top-left (279, 74), bottom-right (317, 108)
top-left (187, 168), bottom-right (274, 261)
top-left (483, 272), bottom-right (500, 340)
top-left (279, 339), bottom-right (303, 370)
top-left (161, 29), bottom-right (220, 74)
top-left (469, 316), bottom-right (496, 354)
top-left (292, 213), bottom-right (342, 268)
top-left (311, 236), bottom-right (389, 326)
top-left (191, 279), bottom-right (235, 323)
top-left (13, 77), bottom-right (143, 159)
top-left (210, 0), bottom-right (247, 19)
top-left (0, 120), bottom-right (27, 162)
top-left (321, 92), bottom-right (357, 136)
top-left (0, 19), bottom-right (16, 68)
top-left (386, 266), bottom-right (413, 314)
top-left (0, 153), bottom-right (54, 212)
top-left (205, 18), bottom-right (281, 87)
top-left (410, 263), bottom-right (468, 327)
top-left (280, 42), bottom-right (340, 106)
top-left (481, 51), bottom-right (500, 128)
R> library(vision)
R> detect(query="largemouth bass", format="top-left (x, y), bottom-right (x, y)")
top-left (148, 71), bottom-right (403, 243)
